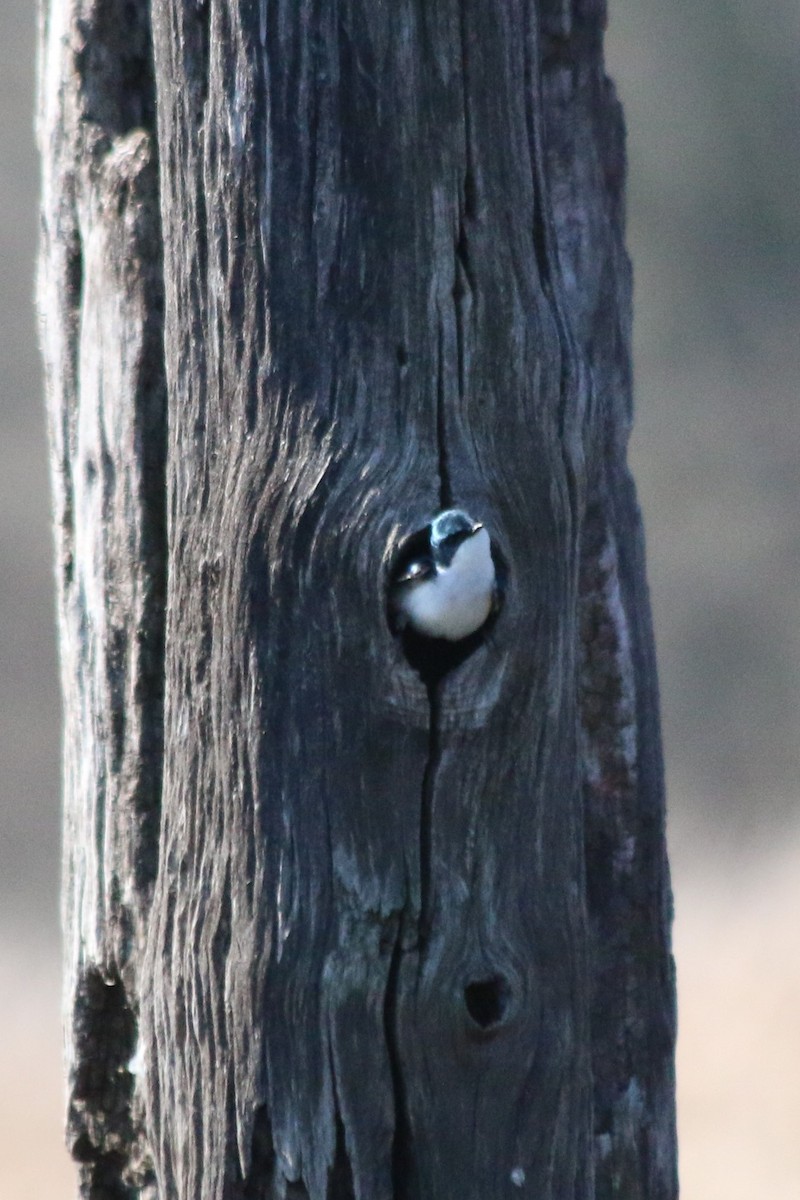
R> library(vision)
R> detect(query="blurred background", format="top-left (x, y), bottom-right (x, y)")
top-left (1, 2), bottom-right (797, 1196)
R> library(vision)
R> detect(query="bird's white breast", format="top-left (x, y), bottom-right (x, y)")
top-left (403, 527), bottom-right (494, 640)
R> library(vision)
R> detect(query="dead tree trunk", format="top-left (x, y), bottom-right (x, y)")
top-left (38, 1), bottom-right (677, 1197)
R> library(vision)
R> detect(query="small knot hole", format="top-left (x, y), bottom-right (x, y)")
top-left (464, 975), bottom-right (511, 1030)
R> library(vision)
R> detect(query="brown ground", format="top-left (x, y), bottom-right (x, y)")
top-left (675, 834), bottom-right (800, 1197)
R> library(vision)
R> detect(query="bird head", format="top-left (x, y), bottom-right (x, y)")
top-left (429, 509), bottom-right (484, 568)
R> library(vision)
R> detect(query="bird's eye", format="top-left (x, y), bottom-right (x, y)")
top-left (395, 557), bottom-right (433, 584)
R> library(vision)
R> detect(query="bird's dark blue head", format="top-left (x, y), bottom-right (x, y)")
top-left (429, 508), bottom-right (483, 567)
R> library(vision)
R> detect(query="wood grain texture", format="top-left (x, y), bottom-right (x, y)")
top-left (538, 9), bottom-right (677, 1193)
top-left (38, 0), bottom-right (165, 1194)
top-left (39, 0), bottom-right (677, 1197)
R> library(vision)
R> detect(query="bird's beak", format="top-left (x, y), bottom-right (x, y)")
top-left (471, 521), bottom-right (484, 533)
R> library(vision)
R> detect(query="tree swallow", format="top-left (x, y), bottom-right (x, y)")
top-left (391, 509), bottom-right (497, 641)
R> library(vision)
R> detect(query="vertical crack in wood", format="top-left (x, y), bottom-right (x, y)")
top-left (326, 1090), bottom-right (357, 1200)
top-left (225, 1088), bottom-right (276, 1199)
top-left (435, 322), bottom-right (453, 510)
top-left (417, 682), bottom-right (443, 954)
top-left (384, 916), bottom-right (412, 1200)
top-left (242, 1107), bottom-right (276, 1200)
top-left (453, 0), bottom-right (476, 442)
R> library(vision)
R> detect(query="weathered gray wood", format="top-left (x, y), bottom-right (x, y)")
top-left (38, 0), bottom-right (164, 1193)
top-left (538, 12), bottom-right (678, 1191)
top-left (39, 1), bottom-right (677, 1198)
